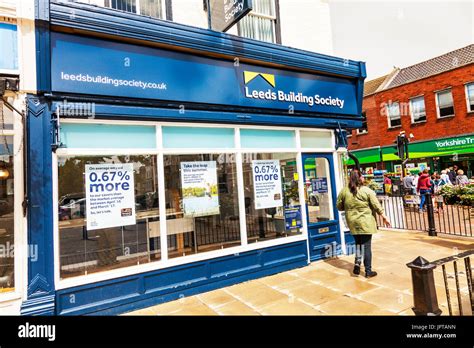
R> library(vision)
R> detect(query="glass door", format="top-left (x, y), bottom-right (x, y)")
top-left (302, 153), bottom-right (340, 261)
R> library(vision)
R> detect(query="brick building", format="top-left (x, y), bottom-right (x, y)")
top-left (347, 44), bottom-right (474, 178)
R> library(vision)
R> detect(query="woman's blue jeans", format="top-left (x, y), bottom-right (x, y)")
top-left (419, 189), bottom-right (429, 210)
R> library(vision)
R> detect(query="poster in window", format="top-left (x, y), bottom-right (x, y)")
top-left (284, 205), bottom-right (302, 230)
top-left (180, 161), bottom-right (220, 217)
top-left (252, 159), bottom-right (283, 209)
top-left (394, 164), bottom-right (402, 174)
top-left (85, 163), bottom-right (136, 230)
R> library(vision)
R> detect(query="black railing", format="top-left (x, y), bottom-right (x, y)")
top-left (376, 193), bottom-right (474, 237)
top-left (407, 250), bottom-right (474, 316)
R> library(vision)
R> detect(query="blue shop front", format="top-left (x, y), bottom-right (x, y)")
top-left (23, 1), bottom-right (365, 315)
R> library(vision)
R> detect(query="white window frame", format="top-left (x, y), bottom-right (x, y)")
top-left (0, 99), bottom-right (25, 304)
top-left (53, 118), bottom-right (335, 290)
top-left (386, 102), bottom-right (401, 129)
top-left (356, 112), bottom-right (368, 134)
top-left (435, 88), bottom-right (455, 119)
top-left (465, 82), bottom-right (474, 113)
top-left (239, 0), bottom-right (277, 43)
top-left (77, 0), bottom-right (166, 19)
top-left (409, 95), bottom-right (427, 124)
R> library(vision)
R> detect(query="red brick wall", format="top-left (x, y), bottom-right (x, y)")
top-left (348, 64), bottom-right (474, 150)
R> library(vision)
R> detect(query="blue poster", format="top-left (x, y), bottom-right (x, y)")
top-left (284, 205), bottom-right (302, 230)
top-left (51, 32), bottom-right (359, 116)
top-left (311, 178), bottom-right (328, 193)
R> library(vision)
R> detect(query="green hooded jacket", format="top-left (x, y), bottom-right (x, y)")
top-left (336, 185), bottom-right (384, 235)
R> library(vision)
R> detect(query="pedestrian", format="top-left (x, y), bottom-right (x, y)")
top-left (336, 169), bottom-right (391, 278)
top-left (383, 174), bottom-right (392, 195)
top-left (417, 169), bottom-right (432, 213)
top-left (402, 172), bottom-right (415, 195)
top-left (448, 165), bottom-right (458, 184)
top-left (440, 170), bottom-right (452, 186)
top-left (455, 169), bottom-right (469, 185)
top-left (430, 173), bottom-right (438, 212)
top-left (434, 174), bottom-right (445, 213)
top-left (412, 172), bottom-right (419, 194)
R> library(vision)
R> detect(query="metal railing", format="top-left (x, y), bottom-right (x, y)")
top-left (407, 250), bottom-right (474, 316)
top-left (376, 193), bottom-right (473, 237)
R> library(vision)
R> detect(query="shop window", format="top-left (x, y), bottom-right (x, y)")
top-left (300, 130), bottom-right (333, 148)
top-left (0, 136), bottom-right (14, 292)
top-left (410, 96), bottom-right (426, 123)
top-left (436, 89), bottom-right (455, 118)
top-left (240, 129), bottom-right (295, 149)
top-left (238, 0), bottom-right (278, 43)
top-left (164, 154), bottom-right (241, 258)
top-left (162, 126), bottom-right (235, 149)
top-left (60, 123), bottom-right (157, 149)
top-left (58, 155), bottom-right (160, 279)
top-left (357, 112), bottom-right (368, 134)
top-left (0, 23), bottom-right (18, 71)
top-left (304, 157), bottom-right (333, 223)
top-left (386, 102), bottom-right (401, 128)
top-left (242, 153), bottom-right (302, 243)
top-left (466, 83), bottom-right (474, 112)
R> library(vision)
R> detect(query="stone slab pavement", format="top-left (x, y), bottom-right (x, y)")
top-left (125, 229), bottom-right (474, 316)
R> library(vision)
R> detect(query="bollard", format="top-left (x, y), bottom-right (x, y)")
top-left (406, 256), bottom-right (442, 316)
top-left (425, 193), bottom-right (437, 236)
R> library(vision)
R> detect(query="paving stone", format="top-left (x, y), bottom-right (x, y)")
top-left (321, 275), bottom-right (379, 295)
top-left (316, 296), bottom-right (386, 315)
top-left (214, 300), bottom-right (260, 315)
top-left (287, 283), bottom-right (341, 306)
top-left (165, 303), bottom-right (218, 316)
top-left (197, 290), bottom-right (237, 309)
top-left (259, 298), bottom-right (323, 315)
top-left (357, 287), bottom-right (413, 313)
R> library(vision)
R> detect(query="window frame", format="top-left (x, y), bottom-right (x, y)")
top-left (386, 101), bottom-right (402, 129)
top-left (356, 112), bottom-right (368, 134)
top-left (435, 88), bottom-right (455, 119)
top-left (86, 0), bottom-right (167, 20)
top-left (237, 0), bottom-right (281, 44)
top-left (409, 95), bottom-right (427, 124)
top-left (465, 82), bottom-right (474, 113)
top-left (54, 119), bottom-right (335, 289)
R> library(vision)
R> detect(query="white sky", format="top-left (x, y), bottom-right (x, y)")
top-left (329, 0), bottom-right (474, 80)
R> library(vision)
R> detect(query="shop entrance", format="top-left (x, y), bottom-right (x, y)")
top-left (302, 153), bottom-right (340, 261)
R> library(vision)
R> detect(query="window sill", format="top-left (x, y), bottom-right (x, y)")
top-left (356, 131), bottom-right (368, 136)
top-left (388, 125), bottom-right (402, 130)
top-left (467, 111), bottom-right (474, 115)
top-left (411, 120), bottom-right (427, 125)
top-left (437, 114), bottom-right (455, 119)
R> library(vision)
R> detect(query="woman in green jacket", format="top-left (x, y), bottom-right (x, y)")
top-left (337, 169), bottom-right (391, 278)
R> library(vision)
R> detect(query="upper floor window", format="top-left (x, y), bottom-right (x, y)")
top-left (238, 0), bottom-right (278, 43)
top-left (409, 96), bottom-right (426, 123)
top-left (74, 0), bottom-right (164, 19)
top-left (436, 89), bottom-right (454, 118)
top-left (466, 83), bottom-right (474, 112)
top-left (357, 112), bottom-right (368, 134)
top-left (386, 102), bottom-right (401, 128)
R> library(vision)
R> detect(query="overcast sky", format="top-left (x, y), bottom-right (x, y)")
top-left (329, 0), bottom-right (473, 80)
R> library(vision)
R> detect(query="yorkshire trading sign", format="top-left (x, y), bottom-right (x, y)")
top-left (51, 33), bottom-right (359, 116)
top-left (210, 0), bottom-right (253, 32)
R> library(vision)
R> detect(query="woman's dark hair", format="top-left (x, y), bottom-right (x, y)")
top-left (349, 169), bottom-right (363, 195)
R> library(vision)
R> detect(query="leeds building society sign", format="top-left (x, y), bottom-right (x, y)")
top-left (210, 0), bottom-right (253, 32)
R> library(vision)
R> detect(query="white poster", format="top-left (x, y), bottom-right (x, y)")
top-left (85, 163), bottom-right (136, 230)
top-left (252, 159), bottom-right (283, 210)
top-left (180, 161), bottom-right (220, 217)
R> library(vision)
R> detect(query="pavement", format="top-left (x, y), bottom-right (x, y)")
top-left (124, 229), bottom-right (474, 316)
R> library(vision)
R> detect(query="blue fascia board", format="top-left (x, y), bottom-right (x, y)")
top-left (49, 0), bottom-right (366, 80)
top-left (51, 99), bottom-right (363, 129)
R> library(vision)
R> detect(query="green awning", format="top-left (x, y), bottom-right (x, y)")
top-left (345, 147), bottom-right (381, 165)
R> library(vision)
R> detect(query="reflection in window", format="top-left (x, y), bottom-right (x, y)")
top-left (242, 153), bottom-right (302, 243)
top-left (164, 154), bottom-right (241, 258)
top-left (0, 136), bottom-right (14, 292)
top-left (304, 157), bottom-right (333, 224)
top-left (58, 155), bottom-right (160, 279)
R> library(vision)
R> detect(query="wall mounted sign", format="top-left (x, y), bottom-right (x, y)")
top-left (252, 159), bottom-right (283, 209)
top-left (51, 32), bottom-right (359, 116)
top-left (85, 163), bottom-right (136, 230)
top-left (181, 161), bottom-right (220, 217)
top-left (210, 0), bottom-right (253, 32)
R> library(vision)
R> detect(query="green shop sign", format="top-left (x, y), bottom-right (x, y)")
top-left (382, 134), bottom-right (474, 161)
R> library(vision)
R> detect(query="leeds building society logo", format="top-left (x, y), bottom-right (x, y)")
top-left (243, 70), bottom-right (345, 109)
